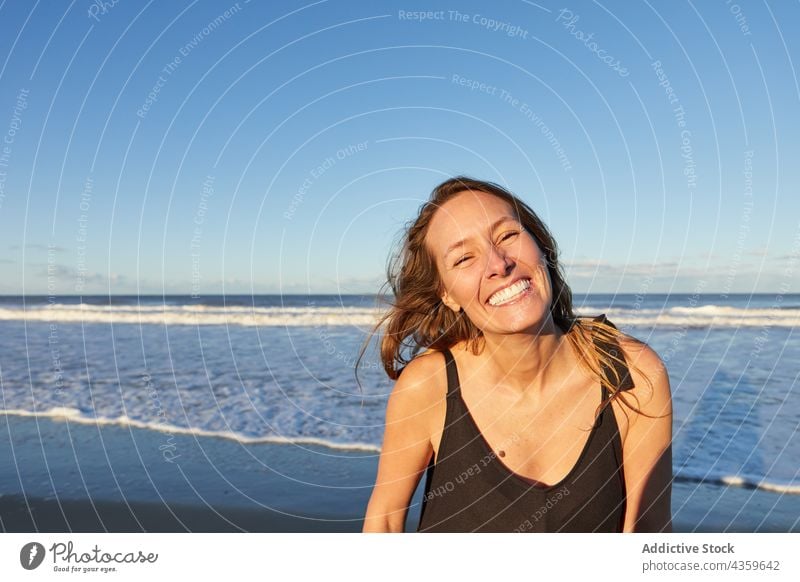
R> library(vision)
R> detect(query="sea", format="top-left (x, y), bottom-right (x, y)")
top-left (0, 293), bottom-right (798, 500)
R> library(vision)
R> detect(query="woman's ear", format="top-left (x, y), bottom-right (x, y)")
top-left (441, 290), bottom-right (462, 313)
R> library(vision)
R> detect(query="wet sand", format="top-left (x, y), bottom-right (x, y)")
top-left (1, 415), bottom-right (797, 532)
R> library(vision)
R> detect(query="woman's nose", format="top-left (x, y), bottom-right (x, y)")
top-left (485, 244), bottom-right (514, 277)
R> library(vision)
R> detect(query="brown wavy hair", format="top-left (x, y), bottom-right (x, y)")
top-left (358, 176), bottom-right (649, 416)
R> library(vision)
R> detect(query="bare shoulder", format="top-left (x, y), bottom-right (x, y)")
top-left (384, 349), bottom-right (449, 456)
top-left (575, 320), bottom-right (669, 402)
top-left (616, 334), bottom-right (671, 404)
top-left (390, 349), bottom-right (448, 412)
top-left (610, 334), bottom-right (672, 448)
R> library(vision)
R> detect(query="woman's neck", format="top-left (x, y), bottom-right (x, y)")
top-left (465, 320), bottom-right (576, 396)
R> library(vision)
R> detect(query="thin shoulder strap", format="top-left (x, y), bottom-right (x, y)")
top-left (441, 348), bottom-right (460, 398)
top-left (592, 314), bottom-right (635, 394)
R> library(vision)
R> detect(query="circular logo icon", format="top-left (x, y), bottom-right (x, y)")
top-left (20, 542), bottom-right (46, 570)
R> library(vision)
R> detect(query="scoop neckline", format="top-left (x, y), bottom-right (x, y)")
top-left (444, 348), bottom-right (603, 492)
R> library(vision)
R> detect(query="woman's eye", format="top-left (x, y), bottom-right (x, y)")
top-left (454, 255), bottom-right (471, 266)
top-left (499, 230), bottom-right (519, 243)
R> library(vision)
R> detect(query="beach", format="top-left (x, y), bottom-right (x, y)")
top-left (1, 294), bottom-right (798, 532)
top-left (2, 414), bottom-right (797, 533)
top-left (0, 414), bottom-right (371, 532)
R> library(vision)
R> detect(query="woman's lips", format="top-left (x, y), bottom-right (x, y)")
top-left (486, 278), bottom-right (532, 306)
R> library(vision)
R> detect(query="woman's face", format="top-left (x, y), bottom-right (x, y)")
top-left (425, 189), bottom-right (555, 336)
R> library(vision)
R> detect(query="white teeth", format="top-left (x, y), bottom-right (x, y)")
top-left (488, 279), bottom-right (530, 306)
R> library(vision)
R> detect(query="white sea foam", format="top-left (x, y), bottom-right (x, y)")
top-left (576, 306), bottom-right (800, 328)
top-left (0, 303), bottom-right (798, 328)
top-left (0, 304), bottom-right (385, 327)
top-left (673, 472), bottom-right (800, 495)
top-left (0, 407), bottom-right (381, 452)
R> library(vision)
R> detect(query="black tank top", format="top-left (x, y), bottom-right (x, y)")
top-left (417, 316), bottom-right (634, 532)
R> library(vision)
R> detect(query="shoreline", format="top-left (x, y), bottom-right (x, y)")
top-left (1, 415), bottom-right (797, 533)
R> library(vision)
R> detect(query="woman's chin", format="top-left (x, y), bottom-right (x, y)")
top-left (479, 301), bottom-right (551, 335)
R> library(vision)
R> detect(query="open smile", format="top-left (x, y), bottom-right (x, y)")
top-left (486, 278), bottom-right (532, 307)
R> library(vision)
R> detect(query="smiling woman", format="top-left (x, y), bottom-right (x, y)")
top-left (362, 176), bottom-right (673, 533)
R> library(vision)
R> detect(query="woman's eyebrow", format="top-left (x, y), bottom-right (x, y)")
top-left (443, 216), bottom-right (518, 258)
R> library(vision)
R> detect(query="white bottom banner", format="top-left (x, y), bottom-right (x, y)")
top-left (1, 533), bottom-right (797, 581)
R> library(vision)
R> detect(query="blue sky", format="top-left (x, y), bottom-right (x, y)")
top-left (1, 0), bottom-right (798, 295)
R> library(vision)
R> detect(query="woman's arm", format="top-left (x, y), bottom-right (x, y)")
top-left (362, 354), bottom-right (442, 532)
top-left (618, 340), bottom-right (674, 533)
